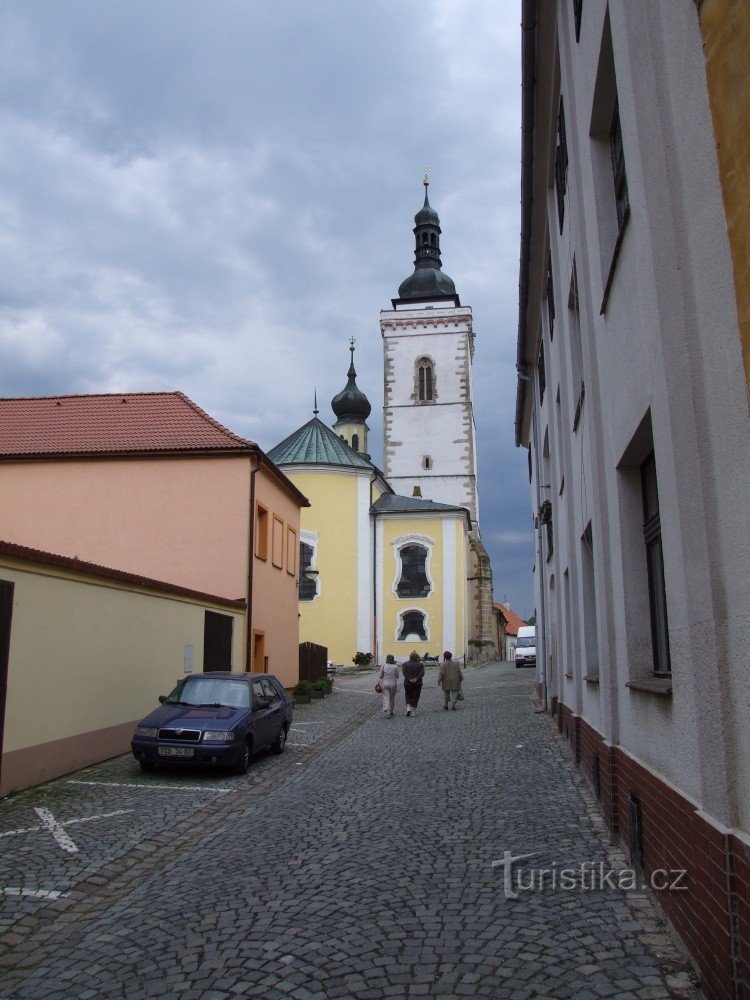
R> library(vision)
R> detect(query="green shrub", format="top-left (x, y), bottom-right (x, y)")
top-left (312, 677), bottom-right (333, 694)
top-left (294, 680), bottom-right (313, 696)
top-left (352, 651), bottom-right (373, 666)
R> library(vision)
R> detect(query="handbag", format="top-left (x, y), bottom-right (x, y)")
top-left (375, 681), bottom-right (383, 693)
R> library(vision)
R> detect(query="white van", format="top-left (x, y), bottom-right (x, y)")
top-left (515, 625), bottom-right (536, 668)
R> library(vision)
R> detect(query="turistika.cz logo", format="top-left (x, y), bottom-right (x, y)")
top-left (491, 852), bottom-right (688, 900)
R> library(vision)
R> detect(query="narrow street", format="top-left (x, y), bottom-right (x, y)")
top-left (0, 663), bottom-right (698, 999)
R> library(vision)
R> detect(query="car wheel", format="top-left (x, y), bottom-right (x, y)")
top-left (234, 738), bottom-right (251, 775)
top-left (272, 724), bottom-right (288, 755)
top-left (139, 759), bottom-right (154, 772)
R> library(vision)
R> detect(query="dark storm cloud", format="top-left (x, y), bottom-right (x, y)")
top-left (0, 0), bottom-right (533, 613)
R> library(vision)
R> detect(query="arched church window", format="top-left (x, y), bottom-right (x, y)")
top-left (430, 233), bottom-right (436, 246)
top-left (418, 360), bottom-right (434, 402)
top-left (397, 544), bottom-right (431, 598)
top-left (299, 541), bottom-right (318, 601)
top-left (422, 233), bottom-right (429, 244)
top-left (351, 433), bottom-right (359, 452)
top-left (398, 610), bottom-right (427, 642)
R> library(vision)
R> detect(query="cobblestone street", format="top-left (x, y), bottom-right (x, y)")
top-left (0, 663), bottom-right (699, 999)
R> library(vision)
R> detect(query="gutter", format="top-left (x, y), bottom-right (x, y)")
top-left (246, 455), bottom-right (259, 672)
top-left (515, 0), bottom-right (539, 447)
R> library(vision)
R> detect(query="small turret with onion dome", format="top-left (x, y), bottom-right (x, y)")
top-left (331, 339), bottom-right (371, 457)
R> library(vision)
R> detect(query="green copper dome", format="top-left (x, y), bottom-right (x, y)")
top-left (397, 180), bottom-right (458, 302)
top-left (331, 343), bottom-right (371, 422)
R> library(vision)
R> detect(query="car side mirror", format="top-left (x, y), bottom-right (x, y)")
top-left (158, 695), bottom-right (167, 704)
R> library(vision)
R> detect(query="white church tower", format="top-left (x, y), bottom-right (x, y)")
top-left (380, 177), bottom-right (495, 660)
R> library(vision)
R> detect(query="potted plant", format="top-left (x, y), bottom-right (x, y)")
top-left (310, 679), bottom-right (326, 699)
top-left (294, 680), bottom-right (313, 704)
top-left (352, 651), bottom-right (373, 668)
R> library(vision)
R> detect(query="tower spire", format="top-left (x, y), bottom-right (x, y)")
top-left (395, 176), bottom-right (458, 303)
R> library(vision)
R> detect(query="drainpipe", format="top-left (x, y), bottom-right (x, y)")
top-left (519, 365), bottom-right (548, 712)
top-left (371, 472), bottom-right (378, 665)
top-left (245, 454), bottom-right (259, 672)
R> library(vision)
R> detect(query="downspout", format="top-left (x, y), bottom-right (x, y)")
top-left (531, 383), bottom-right (548, 712)
top-left (516, 0), bottom-right (548, 710)
top-left (371, 472), bottom-right (378, 665)
top-left (245, 454), bottom-right (259, 672)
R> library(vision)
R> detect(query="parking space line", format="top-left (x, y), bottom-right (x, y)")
top-left (2, 887), bottom-right (68, 900)
top-left (67, 780), bottom-right (231, 793)
top-left (35, 808), bottom-right (79, 854)
top-left (286, 743), bottom-right (312, 749)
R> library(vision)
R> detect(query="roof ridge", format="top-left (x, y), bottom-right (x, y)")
top-left (0, 390), bottom-right (184, 403)
top-left (173, 391), bottom-right (256, 447)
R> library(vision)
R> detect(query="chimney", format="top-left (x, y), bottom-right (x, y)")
top-left (412, 485), bottom-right (422, 498)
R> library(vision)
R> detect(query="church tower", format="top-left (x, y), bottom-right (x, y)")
top-left (380, 177), bottom-right (495, 660)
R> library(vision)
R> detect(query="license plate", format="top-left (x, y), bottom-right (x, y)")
top-left (158, 747), bottom-right (195, 758)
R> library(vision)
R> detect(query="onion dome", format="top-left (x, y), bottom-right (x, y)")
top-left (397, 175), bottom-right (458, 301)
top-left (331, 341), bottom-right (371, 422)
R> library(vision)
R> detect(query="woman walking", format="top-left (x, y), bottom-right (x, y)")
top-left (377, 654), bottom-right (399, 718)
top-left (402, 651), bottom-right (425, 717)
top-left (438, 650), bottom-right (463, 711)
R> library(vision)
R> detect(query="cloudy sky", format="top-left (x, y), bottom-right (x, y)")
top-left (0, 0), bottom-right (534, 616)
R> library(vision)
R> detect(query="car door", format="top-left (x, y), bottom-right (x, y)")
top-left (260, 677), bottom-right (285, 742)
top-left (251, 678), bottom-right (275, 749)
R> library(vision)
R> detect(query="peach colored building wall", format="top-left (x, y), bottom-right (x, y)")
top-left (0, 456), bottom-right (252, 599)
top-left (251, 466), bottom-right (302, 689)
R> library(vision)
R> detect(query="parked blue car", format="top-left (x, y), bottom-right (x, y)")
top-left (131, 672), bottom-right (292, 774)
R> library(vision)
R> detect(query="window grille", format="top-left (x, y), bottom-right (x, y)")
top-left (397, 544), bottom-right (431, 598)
top-left (398, 610), bottom-right (427, 641)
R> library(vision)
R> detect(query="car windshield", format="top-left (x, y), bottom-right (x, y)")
top-left (167, 677), bottom-right (250, 709)
top-left (517, 636), bottom-right (535, 648)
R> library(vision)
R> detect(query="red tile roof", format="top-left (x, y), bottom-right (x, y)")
top-left (493, 602), bottom-right (526, 636)
top-left (0, 391), bottom-right (256, 458)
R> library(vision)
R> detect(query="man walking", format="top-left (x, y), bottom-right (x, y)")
top-left (438, 651), bottom-right (463, 711)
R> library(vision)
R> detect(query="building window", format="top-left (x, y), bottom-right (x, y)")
top-left (255, 503), bottom-right (269, 560)
top-left (422, 455), bottom-right (432, 470)
top-left (286, 526), bottom-right (297, 575)
top-left (573, 0), bottom-right (583, 42)
top-left (568, 261), bottom-right (584, 427)
top-left (546, 253), bottom-right (555, 340)
top-left (397, 544), bottom-right (431, 598)
top-left (537, 339), bottom-right (546, 405)
top-left (641, 452), bottom-right (671, 675)
top-left (417, 357), bottom-right (435, 402)
top-left (398, 609), bottom-right (428, 642)
top-left (539, 500), bottom-right (553, 561)
top-left (351, 433), bottom-right (359, 452)
top-left (299, 539), bottom-right (318, 602)
top-left (610, 99), bottom-right (629, 231)
top-left (272, 515), bottom-right (284, 569)
top-left (554, 97), bottom-right (568, 232)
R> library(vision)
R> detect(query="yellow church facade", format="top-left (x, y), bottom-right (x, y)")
top-left (268, 387), bottom-right (470, 666)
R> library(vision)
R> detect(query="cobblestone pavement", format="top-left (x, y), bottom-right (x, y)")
top-left (0, 662), bottom-right (700, 999)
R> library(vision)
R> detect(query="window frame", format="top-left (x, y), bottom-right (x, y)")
top-left (391, 534), bottom-right (434, 599)
top-left (272, 514), bottom-right (284, 570)
top-left (554, 97), bottom-right (568, 233)
top-left (640, 452), bottom-right (671, 676)
top-left (255, 503), bottom-right (269, 561)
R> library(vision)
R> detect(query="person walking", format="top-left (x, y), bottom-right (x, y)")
top-left (438, 650), bottom-right (463, 711)
top-left (377, 654), bottom-right (399, 718)
top-left (402, 651), bottom-right (425, 717)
